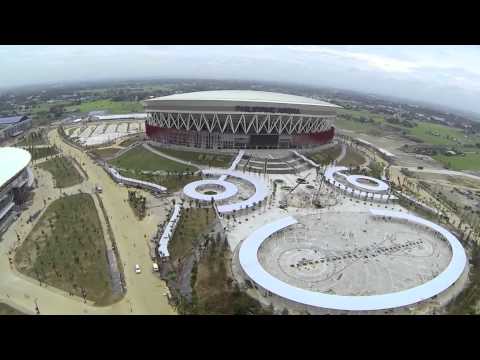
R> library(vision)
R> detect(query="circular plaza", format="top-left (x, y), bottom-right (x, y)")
top-left (238, 210), bottom-right (467, 312)
top-left (183, 179), bottom-right (238, 202)
top-left (346, 175), bottom-right (389, 193)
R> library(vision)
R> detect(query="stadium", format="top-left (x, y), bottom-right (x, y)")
top-left (144, 90), bottom-right (340, 150)
top-left (0, 147), bottom-right (34, 231)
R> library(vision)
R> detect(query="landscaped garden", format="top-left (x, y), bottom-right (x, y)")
top-left (39, 156), bottom-right (84, 188)
top-left (14, 193), bottom-right (116, 305)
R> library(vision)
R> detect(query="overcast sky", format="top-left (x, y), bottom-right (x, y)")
top-left (1, 45), bottom-right (480, 114)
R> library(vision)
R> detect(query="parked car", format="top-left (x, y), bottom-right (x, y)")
top-left (135, 264), bottom-right (141, 274)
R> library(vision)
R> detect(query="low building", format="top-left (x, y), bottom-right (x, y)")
top-left (0, 115), bottom-right (32, 139)
top-left (0, 147), bottom-right (34, 230)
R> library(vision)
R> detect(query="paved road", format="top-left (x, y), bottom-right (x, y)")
top-left (390, 166), bottom-right (480, 182)
top-left (0, 129), bottom-right (176, 315)
top-left (336, 143), bottom-right (347, 163)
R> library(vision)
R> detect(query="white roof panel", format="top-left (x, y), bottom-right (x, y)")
top-left (146, 90), bottom-right (340, 108)
top-left (0, 147), bottom-right (31, 188)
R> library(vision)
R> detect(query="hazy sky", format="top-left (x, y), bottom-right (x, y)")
top-left (1, 45), bottom-right (480, 114)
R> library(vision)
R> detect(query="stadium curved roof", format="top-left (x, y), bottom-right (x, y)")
top-left (0, 147), bottom-right (31, 188)
top-left (145, 90), bottom-right (340, 109)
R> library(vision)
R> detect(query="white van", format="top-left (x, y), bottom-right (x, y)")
top-left (152, 263), bottom-right (159, 272)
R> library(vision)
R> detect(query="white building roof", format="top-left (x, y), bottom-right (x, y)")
top-left (146, 90), bottom-right (341, 108)
top-left (0, 147), bottom-right (31, 188)
top-left (93, 113), bottom-right (148, 121)
top-left (239, 210), bottom-right (466, 311)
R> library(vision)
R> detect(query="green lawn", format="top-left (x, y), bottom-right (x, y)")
top-left (337, 108), bottom-right (387, 123)
top-left (337, 147), bottom-right (367, 167)
top-left (168, 207), bottom-right (272, 315)
top-left (118, 137), bottom-right (140, 147)
top-left (39, 156), bottom-right (84, 188)
top-left (14, 193), bottom-right (115, 305)
top-left (120, 170), bottom-right (201, 192)
top-left (89, 147), bottom-right (122, 160)
top-left (110, 146), bottom-right (197, 173)
top-left (169, 208), bottom-right (214, 264)
top-left (433, 153), bottom-right (480, 171)
top-left (192, 241), bottom-right (272, 315)
top-left (31, 101), bottom-right (72, 114)
top-left (26, 146), bottom-right (59, 161)
top-left (16, 130), bottom-right (48, 146)
top-left (151, 146), bottom-right (233, 168)
top-left (65, 100), bottom-right (143, 114)
top-left (408, 122), bottom-right (471, 146)
top-left (308, 144), bottom-right (343, 165)
top-left (0, 303), bottom-right (25, 315)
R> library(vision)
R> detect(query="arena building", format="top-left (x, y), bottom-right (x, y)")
top-left (144, 90), bottom-right (340, 150)
top-left (0, 147), bottom-right (34, 229)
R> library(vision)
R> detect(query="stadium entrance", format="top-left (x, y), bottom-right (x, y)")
top-left (249, 134), bottom-right (279, 149)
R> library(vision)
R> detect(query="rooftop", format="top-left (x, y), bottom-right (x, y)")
top-left (0, 115), bottom-right (28, 125)
top-left (0, 147), bottom-right (32, 188)
top-left (145, 90), bottom-right (341, 108)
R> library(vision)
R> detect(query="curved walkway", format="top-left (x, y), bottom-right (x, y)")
top-left (202, 168), bottom-right (270, 213)
top-left (336, 143), bottom-right (347, 164)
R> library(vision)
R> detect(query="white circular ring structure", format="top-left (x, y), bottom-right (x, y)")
top-left (346, 175), bottom-right (389, 192)
top-left (239, 209), bottom-right (466, 311)
top-left (183, 179), bottom-right (238, 202)
top-left (324, 166), bottom-right (396, 201)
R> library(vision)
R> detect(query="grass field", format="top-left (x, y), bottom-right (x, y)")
top-left (408, 122), bottom-right (471, 146)
top-left (168, 208), bottom-right (271, 314)
top-left (448, 243), bottom-right (480, 315)
top-left (120, 170), bottom-right (200, 192)
top-left (169, 208), bottom-right (214, 264)
top-left (192, 242), bottom-right (272, 315)
top-left (31, 101), bottom-right (72, 114)
top-left (39, 156), bottom-right (83, 188)
top-left (110, 146), bottom-right (197, 173)
top-left (337, 147), bottom-right (367, 167)
top-left (337, 108), bottom-right (387, 123)
top-left (433, 153), bottom-right (480, 171)
top-left (27, 146), bottom-right (59, 161)
top-left (65, 100), bottom-right (143, 114)
top-left (0, 303), bottom-right (25, 315)
top-left (89, 147), bottom-right (122, 159)
top-left (118, 137), bottom-right (140, 147)
top-left (309, 144), bottom-right (343, 165)
top-left (152, 146), bottom-right (233, 168)
top-left (14, 193), bottom-right (114, 305)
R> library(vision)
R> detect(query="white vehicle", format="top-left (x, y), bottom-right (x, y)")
top-left (135, 264), bottom-right (141, 274)
top-left (152, 262), bottom-right (159, 272)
